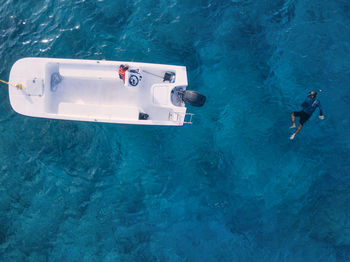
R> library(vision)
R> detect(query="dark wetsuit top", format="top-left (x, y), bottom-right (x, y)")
top-left (294, 96), bottom-right (323, 125)
top-left (301, 97), bottom-right (323, 116)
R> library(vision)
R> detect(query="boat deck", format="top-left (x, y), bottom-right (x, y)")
top-left (9, 58), bottom-right (188, 125)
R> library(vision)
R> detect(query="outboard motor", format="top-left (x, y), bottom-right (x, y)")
top-left (179, 90), bottom-right (206, 107)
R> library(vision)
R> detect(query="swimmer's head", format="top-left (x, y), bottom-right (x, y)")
top-left (308, 90), bottom-right (317, 98)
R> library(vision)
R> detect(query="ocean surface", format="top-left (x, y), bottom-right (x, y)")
top-left (1, 0), bottom-right (350, 261)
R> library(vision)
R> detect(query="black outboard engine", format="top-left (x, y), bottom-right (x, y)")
top-left (180, 90), bottom-right (206, 107)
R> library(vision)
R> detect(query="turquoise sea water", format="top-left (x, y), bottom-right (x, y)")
top-left (1, 0), bottom-right (350, 261)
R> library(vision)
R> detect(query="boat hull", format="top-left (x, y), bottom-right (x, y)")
top-left (9, 58), bottom-right (188, 126)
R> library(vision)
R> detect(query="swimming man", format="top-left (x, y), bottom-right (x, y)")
top-left (290, 91), bottom-right (324, 140)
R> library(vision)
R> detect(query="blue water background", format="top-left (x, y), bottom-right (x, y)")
top-left (1, 0), bottom-right (350, 261)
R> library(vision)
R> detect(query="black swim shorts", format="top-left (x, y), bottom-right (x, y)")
top-left (293, 111), bottom-right (311, 125)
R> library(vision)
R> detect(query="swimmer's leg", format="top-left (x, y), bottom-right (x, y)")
top-left (290, 112), bottom-right (296, 129)
top-left (290, 124), bottom-right (303, 140)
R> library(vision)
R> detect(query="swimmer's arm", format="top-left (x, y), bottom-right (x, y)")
top-left (318, 101), bottom-right (324, 119)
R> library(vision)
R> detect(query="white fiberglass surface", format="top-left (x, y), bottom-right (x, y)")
top-left (53, 77), bottom-right (144, 106)
top-left (44, 67), bottom-right (180, 124)
top-left (10, 59), bottom-right (186, 124)
top-left (46, 70), bottom-right (160, 114)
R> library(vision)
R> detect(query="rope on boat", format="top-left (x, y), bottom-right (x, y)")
top-left (142, 70), bottom-right (163, 79)
top-left (0, 79), bottom-right (23, 89)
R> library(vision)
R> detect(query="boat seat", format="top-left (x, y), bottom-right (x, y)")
top-left (57, 103), bottom-right (140, 120)
top-left (152, 84), bottom-right (172, 106)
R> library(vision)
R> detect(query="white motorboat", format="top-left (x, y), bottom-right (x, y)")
top-left (8, 58), bottom-right (206, 126)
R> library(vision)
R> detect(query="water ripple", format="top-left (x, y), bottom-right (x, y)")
top-left (1, 0), bottom-right (350, 261)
